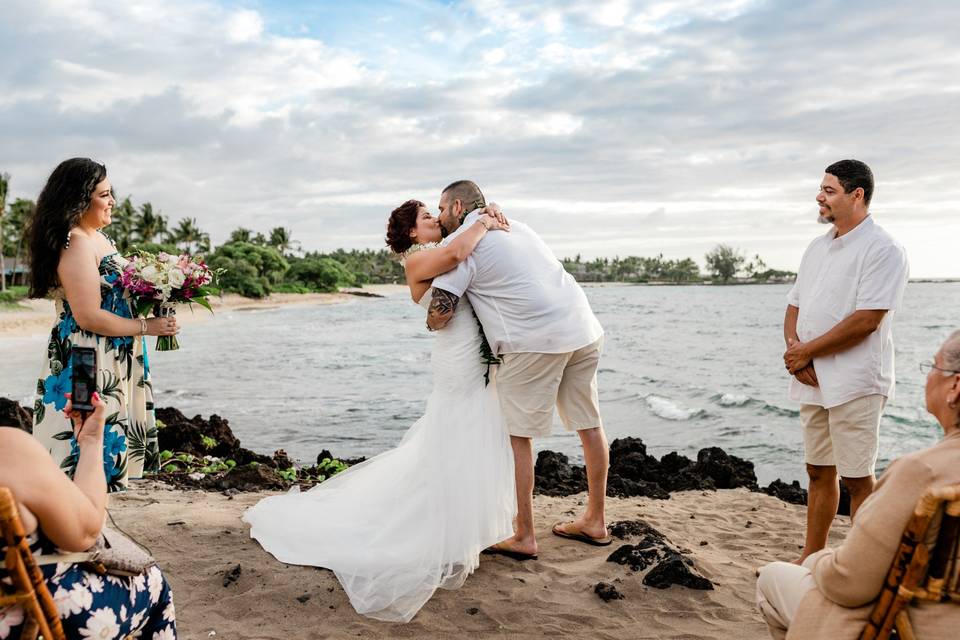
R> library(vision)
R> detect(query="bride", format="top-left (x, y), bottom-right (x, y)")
top-left (243, 199), bottom-right (517, 622)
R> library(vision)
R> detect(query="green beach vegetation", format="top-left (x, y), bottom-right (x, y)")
top-left (1, 174), bottom-right (792, 298)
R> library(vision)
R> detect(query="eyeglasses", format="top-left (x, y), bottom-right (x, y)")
top-left (920, 361), bottom-right (960, 376)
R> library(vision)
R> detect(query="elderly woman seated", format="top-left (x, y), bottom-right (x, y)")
top-left (0, 393), bottom-right (177, 639)
top-left (756, 329), bottom-right (960, 639)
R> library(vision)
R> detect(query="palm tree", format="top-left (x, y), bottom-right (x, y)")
top-left (110, 196), bottom-right (137, 252)
top-left (171, 217), bottom-right (209, 254)
top-left (228, 227), bottom-right (253, 244)
top-left (134, 202), bottom-right (169, 245)
top-left (0, 173), bottom-right (9, 292)
top-left (6, 198), bottom-right (35, 287)
top-left (268, 226), bottom-right (299, 256)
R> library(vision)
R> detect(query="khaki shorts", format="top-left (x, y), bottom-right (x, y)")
top-left (495, 337), bottom-right (603, 438)
top-left (801, 394), bottom-right (886, 478)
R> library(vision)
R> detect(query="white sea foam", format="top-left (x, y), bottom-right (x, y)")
top-left (716, 393), bottom-right (750, 407)
top-left (645, 395), bottom-right (702, 421)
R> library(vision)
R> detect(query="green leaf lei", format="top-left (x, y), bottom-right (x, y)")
top-left (472, 308), bottom-right (501, 386)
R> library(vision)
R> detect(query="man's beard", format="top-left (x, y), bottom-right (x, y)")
top-left (817, 211), bottom-right (834, 224)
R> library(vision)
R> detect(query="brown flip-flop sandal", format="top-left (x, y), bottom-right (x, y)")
top-left (552, 522), bottom-right (613, 546)
top-left (482, 545), bottom-right (538, 561)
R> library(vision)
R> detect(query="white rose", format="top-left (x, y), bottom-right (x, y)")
top-left (169, 269), bottom-right (186, 287)
top-left (141, 265), bottom-right (159, 283)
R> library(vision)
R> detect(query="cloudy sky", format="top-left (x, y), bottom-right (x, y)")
top-left (2, 0), bottom-right (958, 276)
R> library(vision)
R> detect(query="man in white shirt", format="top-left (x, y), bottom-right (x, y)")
top-left (783, 159), bottom-right (909, 564)
top-left (428, 180), bottom-right (608, 560)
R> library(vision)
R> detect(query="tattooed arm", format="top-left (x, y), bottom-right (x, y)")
top-left (426, 287), bottom-right (460, 331)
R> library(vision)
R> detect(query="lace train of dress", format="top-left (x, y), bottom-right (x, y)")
top-left (242, 295), bottom-right (516, 622)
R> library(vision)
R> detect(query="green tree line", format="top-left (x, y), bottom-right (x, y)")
top-left (0, 174), bottom-right (406, 298)
top-left (562, 245), bottom-right (794, 284)
top-left (2, 173), bottom-right (791, 299)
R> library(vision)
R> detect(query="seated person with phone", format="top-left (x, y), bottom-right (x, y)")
top-left (0, 384), bottom-right (178, 638)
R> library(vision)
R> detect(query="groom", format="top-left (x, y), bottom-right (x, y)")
top-left (428, 180), bottom-right (610, 559)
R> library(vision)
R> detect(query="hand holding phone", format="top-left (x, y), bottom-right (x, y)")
top-left (70, 347), bottom-right (98, 414)
top-left (62, 391), bottom-right (107, 441)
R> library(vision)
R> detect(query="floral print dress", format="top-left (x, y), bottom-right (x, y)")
top-left (0, 529), bottom-right (177, 639)
top-left (32, 250), bottom-right (159, 492)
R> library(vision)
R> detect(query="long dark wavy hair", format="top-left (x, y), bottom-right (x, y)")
top-left (26, 158), bottom-right (108, 298)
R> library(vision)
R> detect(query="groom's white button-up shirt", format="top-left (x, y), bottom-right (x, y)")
top-left (787, 215), bottom-right (909, 409)
top-left (432, 211), bottom-right (603, 355)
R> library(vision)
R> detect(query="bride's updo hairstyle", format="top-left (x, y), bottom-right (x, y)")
top-left (386, 199), bottom-right (424, 254)
top-left (26, 157), bottom-right (108, 298)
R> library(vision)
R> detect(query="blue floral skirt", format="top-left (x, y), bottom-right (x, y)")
top-left (0, 564), bottom-right (176, 640)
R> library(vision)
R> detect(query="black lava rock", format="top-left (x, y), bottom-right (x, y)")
top-left (534, 450), bottom-right (588, 496)
top-left (693, 447), bottom-right (758, 490)
top-left (156, 407), bottom-right (271, 466)
top-left (0, 397), bottom-right (33, 433)
top-left (202, 464), bottom-right (286, 492)
top-left (272, 449), bottom-right (294, 470)
top-left (658, 451), bottom-right (693, 475)
top-left (607, 543), bottom-right (661, 572)
top-left (763, 479), bottom-right (807, 505)
top-left (223, 564), bottom-right (242, 587)
top-left (642, 553), bottom-right (713, 590)
top-left (609, 438), bottom-right (662, 484)
top-left (608, 520), bottom-right (666, 541)
top-left (594, 582), bottom-right (625, 602)
top-left (606, 477), bottom-right (671, 500)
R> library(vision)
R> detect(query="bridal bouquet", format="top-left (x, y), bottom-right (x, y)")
top-left (120, 251), bottom-right (220, 351)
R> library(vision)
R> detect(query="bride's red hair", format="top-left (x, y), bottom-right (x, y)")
top-left (385, 199), bottom-right (424, 254)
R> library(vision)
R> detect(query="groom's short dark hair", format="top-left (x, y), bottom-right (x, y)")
top-left (442, 180), bottom-right (485, 212)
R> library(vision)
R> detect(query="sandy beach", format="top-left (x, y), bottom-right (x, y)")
top-left (109, 483), bottom-right (848, 640)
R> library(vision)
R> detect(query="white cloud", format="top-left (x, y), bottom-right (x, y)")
top-left (0, 0), bottom-right (958, 277)
top-left (226, 9), bottom-right (264, 42)
top-left (483, 48), bottom-right (507, 65)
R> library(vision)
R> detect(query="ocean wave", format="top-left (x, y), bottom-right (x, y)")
top-left (883, 412), bottom-right (933, 431)
top-left (645, 395), bottom-right (707, 421)
top-left (157, 388), bottom-right (205, 399)
top-left (714, 393), bottom-right (751, 407)
top-left (760, 403), bottom-right (799, 418)
top-left (709, 392), bottom-right (800, 418)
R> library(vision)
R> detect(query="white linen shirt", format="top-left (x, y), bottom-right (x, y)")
top-left (787, 216), bottom-right (909, 408)
top-left (432, 211), bottom-right (603, 355)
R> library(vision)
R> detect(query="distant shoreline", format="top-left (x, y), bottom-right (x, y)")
top-left (579, 278), bottom-right (960, 287)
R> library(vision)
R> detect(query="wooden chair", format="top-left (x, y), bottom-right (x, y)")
top-left (860, 484), bottom-right (960, 640)
top-left (0, 486), bottom-right (65, 640)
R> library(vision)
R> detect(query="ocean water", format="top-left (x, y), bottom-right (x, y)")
top-left (2, 282), bottom-right (957, 485)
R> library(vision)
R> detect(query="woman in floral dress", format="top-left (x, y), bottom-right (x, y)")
top-left (26, 158), bottom-right (179, 492)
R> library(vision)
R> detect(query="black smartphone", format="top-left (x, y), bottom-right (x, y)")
top-left (70, 347), bottom-right (98, 412)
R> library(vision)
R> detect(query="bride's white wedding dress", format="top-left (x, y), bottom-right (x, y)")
top-left (242, 291), bottom-right (516, 622)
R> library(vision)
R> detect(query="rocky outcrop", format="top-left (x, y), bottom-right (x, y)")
top-left (0, 397), bottom-right (33, 433)
top-left (606, 519), bottom-right (713, 591)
